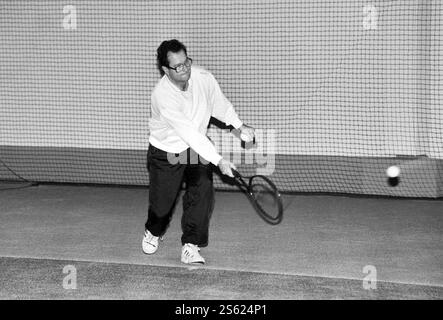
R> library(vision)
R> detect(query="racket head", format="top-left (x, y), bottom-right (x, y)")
top-left (247, 174), bottom-right (283, 225)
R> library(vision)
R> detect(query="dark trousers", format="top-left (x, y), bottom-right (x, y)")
top-left (144, 144), bottom-right (215, 247)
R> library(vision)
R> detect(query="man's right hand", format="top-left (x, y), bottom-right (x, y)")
top-left (218, 158), bottom-right (237, 178)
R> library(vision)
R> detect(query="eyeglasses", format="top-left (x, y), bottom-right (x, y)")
top-left (166, 57), bottom-right (193, 73)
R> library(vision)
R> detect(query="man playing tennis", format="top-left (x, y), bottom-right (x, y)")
top-left (142, 39), bottom-right (255, 264)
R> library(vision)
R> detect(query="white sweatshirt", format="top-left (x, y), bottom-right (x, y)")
top-left (148, 66), bottom-right (243, 166)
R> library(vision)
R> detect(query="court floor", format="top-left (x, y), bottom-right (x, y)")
top-left (0, 184), bottom-right (442, 299)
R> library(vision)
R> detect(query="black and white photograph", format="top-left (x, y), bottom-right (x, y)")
top-left (0, 0), bottom-right (441, 310)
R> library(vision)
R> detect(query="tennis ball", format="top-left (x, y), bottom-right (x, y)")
top-left (386, 165), bottom-right (400, 178)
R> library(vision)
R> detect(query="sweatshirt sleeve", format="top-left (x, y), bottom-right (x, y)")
top-left (209, 73), bottom-right (243, 129)
top-left (152, 93), bottom-right (223, 166)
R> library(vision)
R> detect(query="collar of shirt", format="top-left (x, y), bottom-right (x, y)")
top-left (164, 72), bottom-right (193, 94)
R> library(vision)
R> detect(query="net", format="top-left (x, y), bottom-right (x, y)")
top-left (1, 0), bottom-right (442, 197)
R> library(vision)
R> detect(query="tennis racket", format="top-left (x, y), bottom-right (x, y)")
top-left (232, 169), bottom-right (283, 225)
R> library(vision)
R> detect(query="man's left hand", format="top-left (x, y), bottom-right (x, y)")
top-left (239, 124), bottom-right (255, 142)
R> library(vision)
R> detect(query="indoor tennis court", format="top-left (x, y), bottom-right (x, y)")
top-left (1, 0), bottom-right (442, 300)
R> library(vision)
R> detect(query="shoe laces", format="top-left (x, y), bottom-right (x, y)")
top-left (183, 243), bottom-right (200, 255)
top-left (145, 231), bottom-right (158, 244)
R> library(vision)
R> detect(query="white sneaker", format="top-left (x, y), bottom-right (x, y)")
top-left (142, 230), bottom-right (159, 254)
top-left (181, 243), bottom-right (205, 264)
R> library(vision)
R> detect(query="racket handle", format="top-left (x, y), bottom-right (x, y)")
top-left (231, 169), bottom-right (241, 178)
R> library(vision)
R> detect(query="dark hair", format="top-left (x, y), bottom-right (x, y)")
top-left (156, 39), bottom-right (187, 76)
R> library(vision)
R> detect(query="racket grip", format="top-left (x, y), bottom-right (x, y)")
top-left (231, 169), bottom-right (241, 178)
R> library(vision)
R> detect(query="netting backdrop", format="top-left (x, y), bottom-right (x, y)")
top-left (0, 0), bottom-right (442, 197)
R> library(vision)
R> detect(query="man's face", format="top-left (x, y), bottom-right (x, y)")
top-left (163, 50), bottom-right (191, 85)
